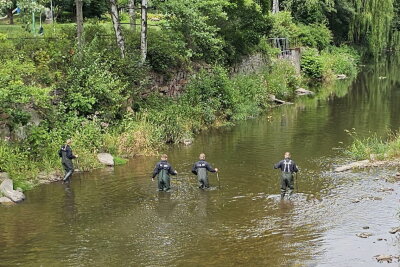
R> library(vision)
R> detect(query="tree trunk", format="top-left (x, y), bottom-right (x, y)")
top-left (272, 0), bottom-right (279, 14)
top-left (140, 0), bottom-right (148, 65)
top-left (109, 0), bottom-right (126, 58)
top-left (7, 8), bottom-right (13, 25)
top-left (128, 0), bottom-right (136, 31)
top-left (76, 0), bottom-right (84, 49)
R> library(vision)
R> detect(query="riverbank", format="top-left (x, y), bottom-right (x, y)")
top-left (0, 19), bottom-right (360, 196)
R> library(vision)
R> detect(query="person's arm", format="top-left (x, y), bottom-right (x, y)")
top-left (169, 165), bottom-right (177, 176)
top-left (205, 162), bottom-right (217, 173)
top-left (152, 163), bottom-right (160, 179)
top-left (274, 161), bottom-right (282, 169)
top-left (191, 163), bottom-right (198, 175)
top-left (292, 161), bottom-right (299, 173)
top-left (58, 147), bottom-right (63, 158)
top-left (66, 146), bottom-right (77, 159)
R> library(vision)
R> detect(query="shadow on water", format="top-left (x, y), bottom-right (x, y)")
top-left (1, 57), bottom-right (400, 266)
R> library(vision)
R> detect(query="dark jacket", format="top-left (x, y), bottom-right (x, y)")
top-left (191, 160), bottom-right (216, 175)
top-left (58, 145), bottom-right (76, 161)
top-left (274, 158), bottom-right (298, 173)
top-left (152, 160), bottom-right (177, 178)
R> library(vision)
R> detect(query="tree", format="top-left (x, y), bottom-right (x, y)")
top-left (109, 0), bottom-right (125, 58)
top-left (140, 0), bottom-right (147, 64)
top-left (76, 0), bottom-right (84, 49)
top-left (128, 0), bottom-right (136, 31)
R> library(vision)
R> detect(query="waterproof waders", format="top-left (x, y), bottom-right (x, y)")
top-left (274, 157), bottom-right (299, 199)
top-left (152, 160), bottom-right (177, 191)
top-left (59, 145), bottom-right (76, 183)
top-left (192, 159), bottom-right (217, 189)
top-left (197, 167), bottom-right (209, 189)
top-left (281, 172), bottom-right (294, 199)
top-left (158, 169), bottom-right (171, 191)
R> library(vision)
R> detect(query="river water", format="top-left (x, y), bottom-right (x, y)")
top-left (1, 58), bottom-right (400, 266)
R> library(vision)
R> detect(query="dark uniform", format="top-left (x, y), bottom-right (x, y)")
top-left (274, 158), bottom-right (298, 198)
top-left (58, 145), bottom-right (77, 183)
top-left (192, 160), bottom-right (217, 189)
top-left (152, 160), bottom-right (177, 191)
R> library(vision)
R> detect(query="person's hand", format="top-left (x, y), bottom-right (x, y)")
top-left (75, 155), bottom-right (79, 158)
top-left (215, 168), bottom-right (218, 172)
top-left (175, 171), bottom-right (178, 175)
top-left (151, 177), bottom-right (155, 182)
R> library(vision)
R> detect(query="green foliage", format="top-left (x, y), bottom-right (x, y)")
top-left (345, 129), bottom-right (400, 160)
top-left (160, 0), bottom-right (229, 62)
top-left (269, 11), bottom-right (299, 39)
top-left (298, 23), bottom-right (332, 50)
top-left (301, 48), bottom-right (324, 80)
top-left (0, 59), bottom-right (52, 128)
top-left (62, 41), bottom-right (128, 120)
top-left (349, 0), bottom-right (394, 55)
top-left (301, 45), bottom-right (359, 81)
top-left (113, 156), bottom-right (128, 166)
top-left (147, 29), bottom-right (187, 73)
top-left (220, 0), bottom-right (272, 64)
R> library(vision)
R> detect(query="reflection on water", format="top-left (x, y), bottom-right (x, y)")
top-left (1, 58), bottom-right (400, 266)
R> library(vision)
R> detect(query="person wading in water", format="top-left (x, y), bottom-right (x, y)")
top-left (58, 139), bottom-right (78, 183)
top-left (274, 152), bottom-right (298, 200)
top-left (192, 153), bottom-right (218, 189)
top-left (152, 154), bottom-right (178, 191)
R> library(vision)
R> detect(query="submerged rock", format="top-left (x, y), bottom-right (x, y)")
top-left (334, 160), bottom-right (370, 172)
top-left (374, 255), bottom-right (398, 263)
top-left (0, 178), bottom-right (25, 203)
top-left (97, 153), bottom-right (114, 166)
top-left (389, 227), bottom-right (400, 234)
top-left (183, 139), bottom-right (193, 146)
top-left (356, 232), bottom-right (372, 238)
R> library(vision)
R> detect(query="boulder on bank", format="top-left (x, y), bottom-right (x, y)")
top-left (0, 196), bottom-right (14, 204)
top-left (295, 88), bottom-right (315, 96)
top-left (0, 178), bottom-right (25, 203)
top-left (97, 153), bottom-right (114, 166)
top-left (0, 172), bottom-right (10, 182)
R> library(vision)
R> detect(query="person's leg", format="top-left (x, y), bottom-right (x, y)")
top-left (287, 173), bottom-right (294, 198)
top-left (203, 177), bottom-right (209, 188)
top-left (280, 173), bottom-right (287, 199)
top-left (164, 176), bottom-right (171, 191)
top-left (158, 177), bottom-right (164, 191)
top-left (63, 161), bottom-right (74, 182)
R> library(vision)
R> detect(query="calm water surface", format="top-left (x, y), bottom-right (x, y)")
top-left (1, 58), bottom-right (400, 266)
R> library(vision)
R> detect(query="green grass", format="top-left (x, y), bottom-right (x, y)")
top-left (346, 129), bottom-right (400, 160)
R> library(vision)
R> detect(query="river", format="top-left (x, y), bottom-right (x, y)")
top-left (1, 58), bottom-right (400, 266)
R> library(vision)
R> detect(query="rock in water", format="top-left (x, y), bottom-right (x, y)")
top-left (356, 232), bottom-right (372, 238)
top-left (0, 196), bottom-right (14, 204)
top-left (389, 227), bottom-right (400, 234)
top-left (97, 153), bottom-right (114, 166)
top-left (295, 88), bottom-right (315, 96)
top-left (0, 179), bottom-right (25, 203)
top-left (337, 74), bottom-right (347, 79)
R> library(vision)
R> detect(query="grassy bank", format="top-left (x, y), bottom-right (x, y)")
top-left (346, 129), bottom-right (400, 160)
top-left (0, 17), bottom-right (359, 191)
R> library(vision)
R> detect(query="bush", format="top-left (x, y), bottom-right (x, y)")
top-left (301, 48), bottom-right (324, 80)
top-left (298, 23), bottom-right (332, 51)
